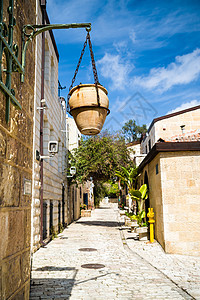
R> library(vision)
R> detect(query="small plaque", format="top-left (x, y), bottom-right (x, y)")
top-left (24, 179), bottom-right (32, 195)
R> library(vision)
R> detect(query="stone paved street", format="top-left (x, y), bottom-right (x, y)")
top-left (30, 203), bottom-right (200, 300)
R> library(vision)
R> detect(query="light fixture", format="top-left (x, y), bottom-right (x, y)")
top-left (37, 99), bottom-right (49, 110)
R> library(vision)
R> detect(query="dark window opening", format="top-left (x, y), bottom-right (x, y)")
top-left (156, 164), bottom-right (159, 175)
top-left (148, 139), bottom-right (151, 151)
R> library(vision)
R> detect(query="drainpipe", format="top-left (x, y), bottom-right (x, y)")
top-left (40, 2), bottom-right (46, 244)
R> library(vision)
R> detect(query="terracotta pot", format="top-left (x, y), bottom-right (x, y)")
top-left (68, 84), bottom-right (109, 135)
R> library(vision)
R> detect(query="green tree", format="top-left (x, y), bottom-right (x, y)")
top-left (70, 132), bottom-right (133, 183)
top-left (122, 120), bottom-right (147, 142)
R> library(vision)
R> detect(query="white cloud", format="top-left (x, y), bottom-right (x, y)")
top-left (97, 53), bottom-right (133, 90)
top-left (132, 49), bottom-right (200, 92)
top-left (129, 30), bottom-right (136, 43)
top-left (166, 99), bottom-right (200, 115)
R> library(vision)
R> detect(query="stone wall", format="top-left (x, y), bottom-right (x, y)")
top-left (32, 2), bottom-right (67, 251)
top-left (160, 151), bottom-right (200, 256)
top-left (141, 107), bottom-right (200, 154)
top-left (139, 150), bottom-right (200, 256)
top-left (0, 0), bottom-right (36, 298)
top-left (138, 155), bottom-right (165, 248)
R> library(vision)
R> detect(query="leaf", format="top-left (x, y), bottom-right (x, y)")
top-left (121, 166), bottom-right (130, 179)
top-left (139, 184), bottom-right (147, 199)
top-left (140, 210), bottom-right (145, 219)
top-left (130, 190), bottom-right (141, 199)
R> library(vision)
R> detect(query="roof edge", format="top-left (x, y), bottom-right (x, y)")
top-left (138, 141), bottom-right (200, 173)
top-left (148, 105), bottom-right (200, 133)
top-left (40, 5), bottom-right (59, 62)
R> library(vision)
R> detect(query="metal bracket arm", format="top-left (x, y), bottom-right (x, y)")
top-left (21, 22), bottom-right (91, 82)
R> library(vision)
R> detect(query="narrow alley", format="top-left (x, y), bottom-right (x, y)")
top-left (30, 204), bottom-right (200, 300)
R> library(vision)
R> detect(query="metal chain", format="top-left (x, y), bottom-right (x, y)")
top-left (67, 36), bottom-right (88, 110)
top-left (67, 31), bottom-right (100, 111)
top-left (87, 31), bottom-right (100, 106)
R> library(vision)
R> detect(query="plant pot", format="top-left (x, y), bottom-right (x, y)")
top-left (81, 209), bottom-right (91, 217)
top-left (68, 84), bottom-right (109, 135)
top-left (135, 226), bottom-right (149, 241)
top-left (124, 216), bottom-right (130, 226)
top-left (119, 210), bottom-right (126, 216)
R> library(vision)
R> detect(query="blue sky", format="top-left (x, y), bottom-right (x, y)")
top-left (47, 0), bottom-right (200, 131)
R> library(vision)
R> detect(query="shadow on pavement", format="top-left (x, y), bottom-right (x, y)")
top-left (126, 236), bottom-right (139, 240)
top-left (30, 278), bottom-right (75, 299)
top-left (30, 270), bottom-right (113, 299)
top-left (30, 267), bottom-right (78, 299)
top-left (96, 206), bottom-right (111, 209)
top-left (77, 220), bottom-right (120, 227)
top-left (35, 266), bottom-right (76, 271)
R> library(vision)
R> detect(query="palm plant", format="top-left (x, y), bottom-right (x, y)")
top-left (115, 166), bottom-right (138, 212)
top-left (130, 184), bottom-right (148, 226)
top-left (115, 166), bottom-right (138, 190)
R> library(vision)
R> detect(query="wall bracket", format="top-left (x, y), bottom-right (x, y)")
top-left (0, 0), bottom-right (91, 123)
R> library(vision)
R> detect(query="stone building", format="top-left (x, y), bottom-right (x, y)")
top-left (0, 0), bottom-right (36, 298)
top-left (31, 1), bottom-right (67, 251)
top-left (126, 141), bottom-right (146, 167)
top-left (138, 105), bottom-right (200, 256)
top-left (141, 105), bottom-right (200, 154)
top-left (66, 116), bottom-right (94, 221)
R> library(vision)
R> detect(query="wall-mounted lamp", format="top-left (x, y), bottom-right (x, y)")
top-left (35, 140), bottom-right (59, 160)
top-left (37, 99), bottom-right (49, 110)
top-left (48, 141), bottom-right (59, 154)
top-left (67, 166), bottom-right (76, 178)
top-left (0, 0), bottom-right (91, 122)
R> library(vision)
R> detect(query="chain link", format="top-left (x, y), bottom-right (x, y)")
top-left (67, 31), bottom-right (100, 111)
top-left (87, 32), bottom-right (100, 106)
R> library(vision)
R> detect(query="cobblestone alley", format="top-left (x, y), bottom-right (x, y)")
top-left (30, 203), bottom-right (200, 300)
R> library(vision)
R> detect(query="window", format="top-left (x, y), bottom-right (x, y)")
top-left (148, 139), bottom-right (151, 151)
top-left (156, 163), bottom-right (159, 175)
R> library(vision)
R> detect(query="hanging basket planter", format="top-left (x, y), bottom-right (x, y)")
top-left (67, 30), bottom-right (110, 136)
top-left (69, 84), bottom-right (109, 135)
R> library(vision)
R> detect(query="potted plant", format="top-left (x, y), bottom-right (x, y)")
top-left (130, 184), bottom-right (149, 240)
top-left (115, 166), bottom-right (138, 212)
top-left (80, 203), bottom-right (91, 217)
top-left (68, 84), bottom-right (109, 135)
top-left (125, 212), bottom-right (138, 231)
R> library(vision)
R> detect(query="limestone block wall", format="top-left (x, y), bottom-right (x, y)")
top-left (32, 3), bottom-right (67, 251)
top-left (68, 184), bottom-right (80, 222)
top-left (67, 116), bottom-right (81, 152)
top-left (139, 150), bottom-right (200, 256)
top-left (160, 151), bottom-right (200, 256)
top-left (138, 155), bottom-right (165, 248)
top-left (0, 0), bottom-right (36, 298)
top-left (155, 108), bottom-right (200, 142)
top-left (141, 107), bottom-right (200, 154)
